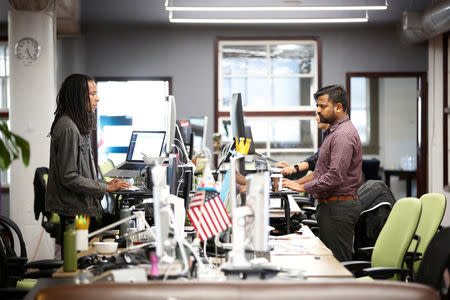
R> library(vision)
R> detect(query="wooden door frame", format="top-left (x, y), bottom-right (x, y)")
top-left (346, 72), bottom-right (428, 197)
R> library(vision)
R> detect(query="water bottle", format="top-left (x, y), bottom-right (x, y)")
top-left (63, 220), bottom-right (77, 272)
top-left (119, 199), bottom-right (131, 237)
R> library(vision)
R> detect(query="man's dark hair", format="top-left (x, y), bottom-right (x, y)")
top-left (313, 85), bottom-right (348, 112)
top-left (50, 74), bottom-right (96, 136)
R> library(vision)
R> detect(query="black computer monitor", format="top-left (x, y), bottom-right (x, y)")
top-left (230, 93), bottom-right (246, 140)
top-left (244, 125), bottom-right (256, 155)
top-left (189, 116), bottom-right (207, 155)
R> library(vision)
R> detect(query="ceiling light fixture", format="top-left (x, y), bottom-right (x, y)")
top-left (168, 11), bottom-right (369, 24)
top-left (165, 0), bottom-right (387, 12)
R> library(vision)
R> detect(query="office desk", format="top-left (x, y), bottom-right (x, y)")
top-left (270, 226), bottom-right (353, 278)
top-left (384, 169), bottom-right (416, 197)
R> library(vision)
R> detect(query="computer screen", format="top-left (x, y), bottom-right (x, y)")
top-left (165, 95), bottom-right (177, 155)
top-left (245, 172), bottom-right (270, 252)
top-left (230, 93), bottom-right (246, 139)
top-left (127, 131), bottom-right (166, 161)
top-left (189, 116), bottom-right (208, 154)
top-left (244, 125), bottom-right (256, 155)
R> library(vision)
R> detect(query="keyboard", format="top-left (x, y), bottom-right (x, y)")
top-left (117, 164), bottom-right (143, 171)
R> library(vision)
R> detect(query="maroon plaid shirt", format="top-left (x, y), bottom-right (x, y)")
top-left (304, 114), bottom-right (362, 200)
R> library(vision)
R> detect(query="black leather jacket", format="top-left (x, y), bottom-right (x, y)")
top-left (45, 115), bottom-right (107, 216)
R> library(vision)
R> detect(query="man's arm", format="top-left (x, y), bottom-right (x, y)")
top-left (295, 172), bottom-right (314, 185)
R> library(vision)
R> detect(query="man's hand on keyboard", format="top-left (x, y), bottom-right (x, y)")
top-left (281, 178), bottom-right (306, 193)
top-left (107, 178), bottom-right (132, 192)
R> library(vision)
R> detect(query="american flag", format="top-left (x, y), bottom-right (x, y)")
top-left (187, 190), bottom-right (231, 241)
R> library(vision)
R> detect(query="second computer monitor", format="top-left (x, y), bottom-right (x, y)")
top-left (230, 93), bottom-right (246, 140)
top-left (189, 116), bottom-right (208, 154)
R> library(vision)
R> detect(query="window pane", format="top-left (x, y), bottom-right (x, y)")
top-left (350, 77), bottom-right (369, 144)
top-left (222, 45), bottom-right (267, 75)
top-left (222, 77), bottom-right (269, 108)
top-left (270, 119), bottom-right (314, 149)
top-left (0, 45), bottom-right (5, 77)
top-left (271, 44), bottom-right (315, 75)
top-left (0, 78), bottom-right (5, 108)
top-left (96, 80), bottom-right (169, 166)
top-left (218, 117), bottom-right (316, 151)
top-left (272, 77), bottom-right (313, 107)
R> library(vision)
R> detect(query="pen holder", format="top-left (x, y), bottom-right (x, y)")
top-left (76, 229), bottom-right (89, 251)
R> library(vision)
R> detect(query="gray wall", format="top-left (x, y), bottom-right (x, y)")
top-left (57, 23), bottom-right (428, 150)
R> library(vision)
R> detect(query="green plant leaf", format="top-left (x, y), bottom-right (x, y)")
top-left (11, 133), bottom-right (30, 166)
top-left (0, 121), bottom-right (30, 169)
top-left (0, 138), bottom-right (12, 171)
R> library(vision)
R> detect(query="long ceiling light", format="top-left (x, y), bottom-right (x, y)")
top-left (168, 11), bottom-right (369, 24)
top-left (165, 0), bottom-right (388, 12)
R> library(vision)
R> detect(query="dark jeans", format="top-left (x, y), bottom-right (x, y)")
top-left (316, 199), bottom-right (362, 262)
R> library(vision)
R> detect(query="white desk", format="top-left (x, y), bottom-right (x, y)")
top-left (269, 226), bottom-right (353, 278)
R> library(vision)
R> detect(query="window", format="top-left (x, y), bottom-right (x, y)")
top-left (0, 41), bottom-right (10, 186)
top-left (216, 38), bottom-right (320, 158)
top-left (349, 76), bottom-right (379, 154)
top-left (95, 78), bottom-right (171, 167)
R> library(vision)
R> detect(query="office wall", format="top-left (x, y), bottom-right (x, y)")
top-left (58, 24), bottom-right (427, 152)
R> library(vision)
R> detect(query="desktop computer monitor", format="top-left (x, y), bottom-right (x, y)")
top-left (230, 93), bottom-right (246, 140)
top-left (244, 125), bottom-right (256, 155)
top-left (245, 172), bottom-right (270, 252)
top-left (165, 95), bottom-right (177, 155)
top-left (189, 116), bottom-right (208, 154)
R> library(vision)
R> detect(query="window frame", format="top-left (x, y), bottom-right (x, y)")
top-left (214, 36), bottom-right (322, 154)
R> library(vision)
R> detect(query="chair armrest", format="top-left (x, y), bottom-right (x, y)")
top-left (356, 247), bottom-right (374, 256)
top-left (341, 260), bottom-right (371, 274)
top-left (301, 206), bottom-right (316, 219)
top-left (362, 267), bottom-right (410, 280)
top-left (27, 259), bottom-right (63, 270)
top-left (301, 219), bottom-right (317, 227)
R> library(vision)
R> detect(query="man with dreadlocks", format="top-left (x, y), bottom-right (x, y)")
top-left (46, 74), bottom-right (130, 236)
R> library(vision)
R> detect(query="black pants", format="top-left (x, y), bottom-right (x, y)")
top-left (316, 199), bottom-right (362, 262)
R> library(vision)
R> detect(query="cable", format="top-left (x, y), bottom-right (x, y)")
top-left (30, 227), bottom-right (45, 262)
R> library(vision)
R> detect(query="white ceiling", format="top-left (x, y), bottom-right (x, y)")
top-left (0, 0), bottom-right (432, 26)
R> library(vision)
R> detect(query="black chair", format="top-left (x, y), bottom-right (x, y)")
top-left (362, 158), bottom-right (381, 181)
top-left (0, 215), bottom-right (63, 288)
top-left (33, 167), bottom-right (61, 244)
top-left (415, 227), bottom-right (450, 299)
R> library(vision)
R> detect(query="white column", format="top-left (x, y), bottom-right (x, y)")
top-left (8, 9), bottom-right (56, 259)
top-left (427, 35), bottom-right (450, 226)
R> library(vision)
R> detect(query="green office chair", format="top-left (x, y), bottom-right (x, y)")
top-left (405, 193), bottom-right (446, 277)
top-left (342, 197), bottom-right (422, 281)
top-left (99, 159), bottom-right (115, 182)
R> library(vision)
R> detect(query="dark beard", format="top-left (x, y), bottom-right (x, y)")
top-left (319, 113), bottom-right (336, 124)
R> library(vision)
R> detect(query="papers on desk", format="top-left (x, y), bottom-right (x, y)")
top-left (270, 233), bottom-right (332, 256)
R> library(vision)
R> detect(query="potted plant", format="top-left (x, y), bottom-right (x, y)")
top-left (0, 121), bottom-right (30, 170)
top-left (0, 121), bottom-right (30, 214)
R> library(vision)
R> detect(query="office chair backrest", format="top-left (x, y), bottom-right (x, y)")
top-left (408, 193), bottom-right (447, 273)
top-left (415, 227), bottom-right (450, 298)
top-left (0, 216), bottom-right (28, 287)
top-left (371, 197), bottom-right (421, 277)
top-left (99, 159), bottom-right (115, 182)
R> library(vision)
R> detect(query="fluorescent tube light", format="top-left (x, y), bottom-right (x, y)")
top-left (166, 6), bottom-right (386, 12)
top-left (169, 17), bottom-right (369, 24)
top-left (168, 11), bottom-right (369, 24)
top-left (165, 0), bottom-right (388, 11)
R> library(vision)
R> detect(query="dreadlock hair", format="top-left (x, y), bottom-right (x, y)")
top-left (313, 85), bottom-right (348, 112)
top-left (50, 74), bottom-right (96, 136)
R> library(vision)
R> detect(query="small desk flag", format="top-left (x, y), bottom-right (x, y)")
top-left (187, 189), bottom-right (232, 241)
